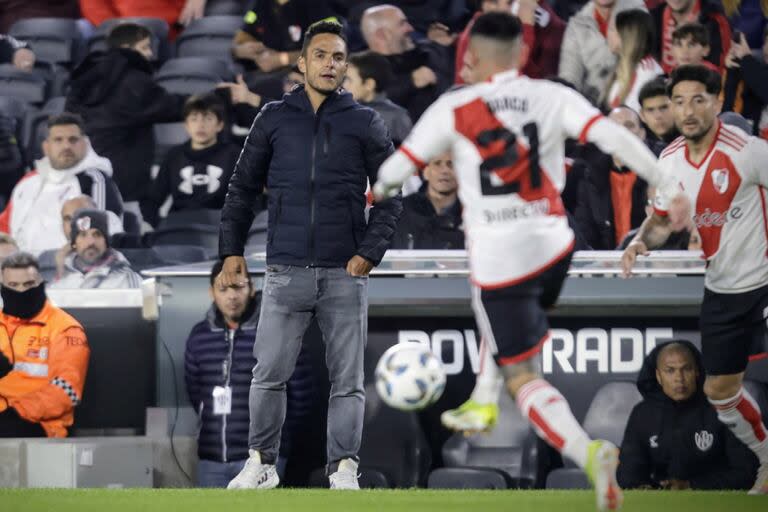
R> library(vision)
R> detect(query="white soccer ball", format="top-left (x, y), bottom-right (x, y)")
top-left (375, 343), bottom-right (446, 411)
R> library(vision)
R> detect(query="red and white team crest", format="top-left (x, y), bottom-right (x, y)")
top-left (711, 168), bottom-right (729, 194)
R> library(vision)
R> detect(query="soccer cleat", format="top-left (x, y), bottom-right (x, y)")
top-left (748, 463), bottom-right (768, 495)
top-left (440, 399), bottom-right (499, 434)
top-left (227, 449), bottom-right (279, 489)
top-left (586, 440), bottom-right (623, 511)
top-left (329, 458), bottom-right (360, 490)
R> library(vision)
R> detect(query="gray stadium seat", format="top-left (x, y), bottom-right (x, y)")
top-left (153, 122), bottom-right (188, 163)
top-left (89, 17), bottom-right (170, 62)
top-left (744, 380), bottom-right (768, 423)
top-left (146, 224), bottom-right (219, 257)
top-left (0, 64), bottom-right (47, 105)
top-left (155, 57), bottom-right (233, 95)
top-left (151, 244), bottom-right (208, 265)
top-left (160, 208), bottom-right (222, 227)
top-left (9, 18), bottom-right (84, 67)
top-left (204, 0), bottom-right (248, 16)
top-left (434, 391), bottom-right (538, 489)
top-left (546, 381), bottom-right (641, 489)
top-left (175, 16), bottom-right (242, 60)
top-left (0, 96), bottom-right (30, 141)
top-left (428, 467), bottom-right (512, 489)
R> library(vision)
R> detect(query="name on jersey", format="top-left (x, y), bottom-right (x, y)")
top-left (483, 198), bottom-right (549, 223)
top-left (694, 207), bottom-right (742, 228)
top-left (485, 97), bottom-right (529, 114)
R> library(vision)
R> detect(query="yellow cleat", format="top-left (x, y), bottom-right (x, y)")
top-left (440, 399), bottom-right (499, 434)
top-left (586, 440), bottom-right (623, 511)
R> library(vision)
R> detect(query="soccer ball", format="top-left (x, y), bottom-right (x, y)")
top-left (375, 343), bottom-right (446, 411)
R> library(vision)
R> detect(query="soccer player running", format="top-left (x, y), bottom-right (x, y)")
top-left (373, 11), bottom-right (687, 511)
top-left (622, 64), bottom-right (768, 495)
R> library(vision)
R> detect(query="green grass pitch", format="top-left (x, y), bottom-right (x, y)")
top-left (0, 489), bottom-right (766, 512)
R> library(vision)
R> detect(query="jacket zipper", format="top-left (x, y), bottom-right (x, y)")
top-left (222, 328), bottom-right (235, 463)
top-left (309, 101), bottom-right (330, 265)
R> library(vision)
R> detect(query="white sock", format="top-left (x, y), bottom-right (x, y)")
top-left (469, 337), bottom-right (504, 405)
top-left (516, 378), bottom-right (591, 469)
top-left (709, 387), bottom-right (768, 465)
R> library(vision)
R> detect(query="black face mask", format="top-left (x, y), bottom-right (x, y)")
top-left (1, 282), bottom-right (47, 319)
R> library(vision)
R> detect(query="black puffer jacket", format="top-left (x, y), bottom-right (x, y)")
top-left (184, 295), bottom-right (315, 462)
top-left (617, 340), bottom-right (758, 490)
top-left (219, 85), bottom-right (402, 266)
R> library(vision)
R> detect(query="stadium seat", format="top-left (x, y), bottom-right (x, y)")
top-left (146, 224), bottom-right (220, 256)
top-left (122, 210), bottom-right (141, 235)
top-left (0, 96), bottom-right (30, 142)
top-left (89, 17), bottom-right (170, 62)
top-left (204, 0), bottom-right (248, 16)
top-left (244, 209), bottom-right (268, 252)
top-left (744, 380), bottom-right (768, 423)
top-left (151, 244), bottom-right (208, 265)
top-left (175, 16), bottom-right (242, 60)
top-left (427, 467), bottom-right (513, 489)
top-left (435, 391), bottom-right (538, 489)
top-left (153, 122), bottom-right (188, 163)
top-left (546, 381), bottom-right (641, 489)
top-left (160, 208), bottom-right (222, 227)
top-left (0, 64), bottom-right (47, 105)
top-left (9, 18), bottom-right (84, 67)
top-left (155, 57), bottom-right (233, 95)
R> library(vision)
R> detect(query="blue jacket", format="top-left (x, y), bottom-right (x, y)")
top-left (219, 86), bottom-right (403, 266)
top-left (184, 295), bottom-right (315, 462)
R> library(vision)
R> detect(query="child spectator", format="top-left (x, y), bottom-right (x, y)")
top-left (141, 94), bottom-right (241, 227)
top-left (671, 22), bottom-right (719, 71)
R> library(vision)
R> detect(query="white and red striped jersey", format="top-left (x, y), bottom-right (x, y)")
top-left (607, 56), bottom-right (663, 113)
top-left (376, 69), bottom-right (670, 289)
top-left (654, 122), bottom-right (768, 293)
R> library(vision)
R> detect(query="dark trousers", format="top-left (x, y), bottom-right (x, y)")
top-left (0, 407), bottom-right (46, 437)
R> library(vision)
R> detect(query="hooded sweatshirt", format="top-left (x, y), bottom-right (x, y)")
top-left (617, 340), bottom-right (758, 489)
top-left (51, 248), bottom-right (142, 290)
top-left (0, 142), bottom-right (124, 255)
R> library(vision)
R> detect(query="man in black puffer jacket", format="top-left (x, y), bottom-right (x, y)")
top-left (218, 21), bottom-right (402, 490)
top-left (618, 340), bottom-right (759, 490)
top-left (184, 260), bottom-right (314, 487)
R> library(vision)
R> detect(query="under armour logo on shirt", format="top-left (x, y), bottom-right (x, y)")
top-left (695, 430), bottom-right (714, 452)
top-left (178, 166), bottom-right (224, 195)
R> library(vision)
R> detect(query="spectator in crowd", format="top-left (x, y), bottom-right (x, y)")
top-left (574, 106), bottom-right (653, 250)
top-left (66, 23), bottom-right (187, 218)
top-left (0, 113), bottom-right (123, 257)
top-left (722, 0), bottom-right (767, 50)
top-left (638, 77), bottom-right (680, 145)
top-left (559, 0), bottom-right (647, 105)
top-left (618, 340), bottom-right (758, 490)
top-left (391, 151), bottom-right (463, 250)
top-left (456, 0), bottom-right (566, 82)
top-left (671, 23), bottom-right (719, 71)
top-left (723, 29), bottom-right (768, 139)
top-left (344, 51), bottom-right (413, 146)
top-left (233, 0), bottom-right (337, 72)
top-left (603, 9), bottom-right (663, 112)
top-left (361, 4), bottom-right (453, 121)
top-left (141, 94), bottom-right (241, 227)
top-left (0, 252), bottom-right (89, 438)
top-left (0, 34), bottom-right (34, 71)
top-left (650, 0), bottom-right (731, 74)
top-left (79, 0), bottom-right (210, 39)
top-left (184, 260), bottom-right (314, 487)
top-left (51, 209), bottom-right (141, 289)
top-left (220, 21), bottom-right (402, 490)
top-left (0, 0), bottom-right (79, 33)
top-left (0, 111), bottom-right (24, 205)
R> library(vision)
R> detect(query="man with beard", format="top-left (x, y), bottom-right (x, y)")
top-left (0, 252), bottom-right (89, 437)
top-left (51, 209), bottom-right (141, 290)
top-left (218, 20), bottom-right (402, 490)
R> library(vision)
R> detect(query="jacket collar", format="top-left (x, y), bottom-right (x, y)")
top-left (282, 84), bottom-right (356, 114)
top-left (205, 294), bottom-right (260, 332)
top-left (63, 249), bottom-right (129, 277)
top-left (0, 299), bottom-right (55, 327)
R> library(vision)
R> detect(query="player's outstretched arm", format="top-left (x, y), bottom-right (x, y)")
top-left (621, 213), bottom-right (673, 278)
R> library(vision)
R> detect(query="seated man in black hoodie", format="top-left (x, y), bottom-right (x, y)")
top-left (141, 94), bottom-right (241, 227)
top-left (65, 23), bottom-right (187, 216)
top-left (618, 340), bottom-right (758, 490)
top-left (391, 151), bottom-right (463, 250)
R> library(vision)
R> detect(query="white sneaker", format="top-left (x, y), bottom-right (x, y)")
top-left (227, 450), bottom-right (279, 489)
top-left (748, 462), bottom-right (768, 495)
top-left (328, 458), bottom-right (360, 490)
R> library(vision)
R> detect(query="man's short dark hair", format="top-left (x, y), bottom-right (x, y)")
top-left (638, 77), bottom-right (669, 108)
top-left (349, 51), bottom-right (394, 93)
top-left (672, 22), bottom-right (710, 47)
top-left (656, 341), bottom-right (698, 369)
top-left (667, 64), bottom-right (722, 96)
top-left (470, 11), bottom-right (523, 42)
top-left (107, 23), bottom-right (152, 50)
top-left (183, 94), bottom-right (226, 122)
top-left (47, 112), bottom-right (86, 133)
top-left (1, 252), bottom-right (39, 272)
top-left (301, 20), bottom-right (347, 56)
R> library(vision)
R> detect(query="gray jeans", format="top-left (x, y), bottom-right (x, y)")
top-left (248, 265), bottom-right (368, 468)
